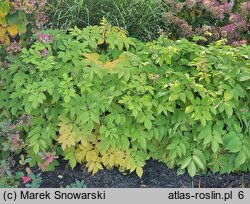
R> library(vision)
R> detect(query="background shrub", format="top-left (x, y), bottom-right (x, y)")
top-left (46, 0), bottom-right (250, 45)
top-left (1, 21), bottom-right (249, 177)
top-left (46, 0), bottom-right (165, 41)
top-left (0, 0), bottom-right (48, 60)
top-left (161, 0), bottom-right (250, 45)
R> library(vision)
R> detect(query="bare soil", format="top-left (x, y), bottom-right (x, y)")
top-left (37, 159), bottom-right (250, 188)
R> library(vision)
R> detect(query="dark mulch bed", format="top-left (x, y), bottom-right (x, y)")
top-left (36, 159), bottom-right (250, 188)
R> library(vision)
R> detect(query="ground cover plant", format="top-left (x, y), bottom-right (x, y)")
top-left (0, 19), bottom-right (250, 183)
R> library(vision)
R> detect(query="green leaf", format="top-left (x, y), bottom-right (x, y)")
top-left (69, 158), bottom-right (77, 169)
top-left (153, 128), bottom-right (160, 141)
top-left (224, 90), bottom-right (234, 101)
top-left (121, 136), bottom-right (130, 150)
top-left (6, 11), bottom-right (19, 25)
top-left (169, 93), bottom-right (179, 101)
top-left (76, 111), bottom-right (89, 124)
top-left (157, 104), bottom-right (165, 115)
top-left (138, 136), bottom-right (147, 149)
top-left (144, 118), bottom-right (152, 130)
top-left (180, 93), bottom-right (186, 103)
top-left (198, 125), bottom-right (212, 140)
top-left (136, 166), bottom-right (143, 178)
top-left (203, 111), bottom-right (212, 121)
top-left (213, 130), bottom-right (223, 144)
top-left (238, 73), bottom-right (250, 82)
top-left (224, 103), bottom-right (233, 118)
top-left (10, 102), bottom-right (19, 115)
top-left (223, 132), bottom-right (242, 153)
top-left (185, 106), bottom-right (193, 113)
top-left (180, 157), bottom-right (192, 169)
top-left (32, 101), bottom-right (39, 109)
top-left (243, 145), bottom-right (250, 158)
top-left (16, 11), bottom-right (28, 34)
top-left (179, 143), bottom-right (187, 156)
top-left (192, 155), bottom-right (205, 170)
top-left (115, 114), bottom-right (121, 125)
top-left (24, 102), bottom-right (33, 114)
top-left (201, 117), bottom-right (206, 126)
top-left (193, 149), bottom-right (206, 168)
top-left (185, 90), bottom-right (194, 101)
top-left (211, 138), bottom-right (219, 153)
top-left (33, 143), bottom-right (40, 154)
top-left (99, 140), bottom-right (110, 152)
top-left (187, 161), bottom-right (196, 177)
top-left (234, 151), bottom-right (246, 167)
top-left (29, 173), bottom-right (36, 180)
top-left (64, 95), bottom-right (71, 103)
top-left (166, 105), bottom-right (174, 112)
top-left (90, 112), bottom-right (100, 124)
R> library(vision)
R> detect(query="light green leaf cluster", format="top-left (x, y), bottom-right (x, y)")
top-left (1, 21), bottom-right (250, 177)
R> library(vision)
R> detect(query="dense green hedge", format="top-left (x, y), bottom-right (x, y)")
top-left (0, 21), bottom-right (250, 177)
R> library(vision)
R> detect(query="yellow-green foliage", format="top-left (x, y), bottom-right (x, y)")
top-left (1, 19), bottom-right (250, 178)
top-left (59, 122), bottom-right (144, 177)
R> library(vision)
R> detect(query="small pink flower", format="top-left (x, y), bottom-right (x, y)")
top-left (35, 11), bottom-right (48, 29)
top-left (12, 0), bottom-right (37, 14)
top-left (38, 0), bottom-right (47, 7)
top-left (40, 48), bottom-right (49, 57)
top-left (5, 41), bottom-right (22, 55)
top-left (240, 1), bottom-right (250, 17)
top-left (185, 0), bottom-right (196, 7)
top-left (40, 152), bottom-right (54, 171)
top-left (229, 13), bottom-right (242, 23)
top-left (236, 20), bottom-right (248, 32)
top-left (221, 3), bottom-right (232, 14)
top-left (40, 162), bottom-right (49, 171)
top-left (210, 6), bottom-right (225, 19)
top-left (1, 61), bottom-right (9, 69)
top-left (22, 175), bottom-right (31, 184)
top-left (231, 40), bottom-right (247, 47)
top-left (220, 24), bottom-right (238, 40)
top-left (13, 133), bottom-right (20, 143)
top-left (37, 33), bottom-right (54, 44)
top-left (47, 155), bottom-right (54, 163)
top-left (202, 0), bottom-right (217, 8)
top-left (12, 133), bottom-right (21, 148)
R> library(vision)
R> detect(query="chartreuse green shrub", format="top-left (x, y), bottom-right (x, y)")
top-left (0, 20), bottom-right (250, 177)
